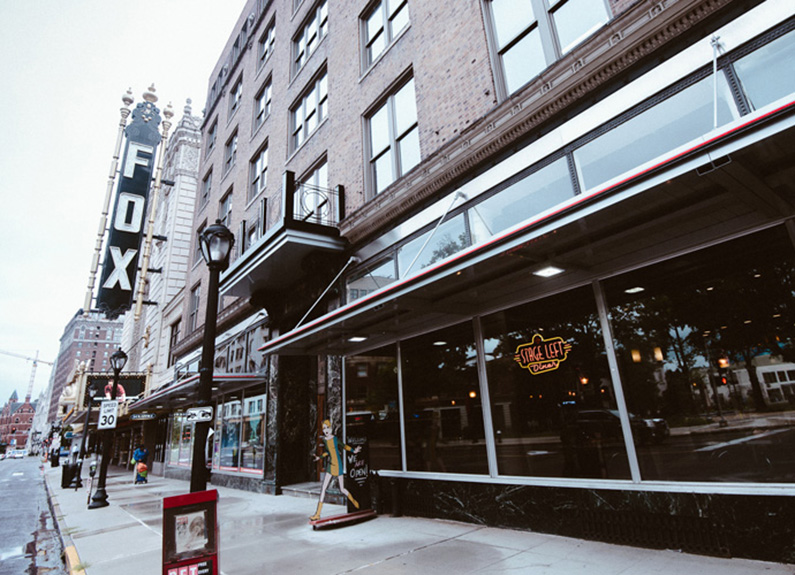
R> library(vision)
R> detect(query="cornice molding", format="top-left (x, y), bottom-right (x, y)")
top-left (340, 0), bottom-right (734, 246)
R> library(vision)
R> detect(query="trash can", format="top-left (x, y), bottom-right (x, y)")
top-left (50, 449), bottom-right (60, 467)
top-left (61, 462), bottom-right (76, 488)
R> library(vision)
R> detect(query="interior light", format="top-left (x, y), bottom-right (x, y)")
top-left (654, 347), bottom-right (664, 362)
top-left (348, 336), bottom-right (367, 343)
top-left (433, 341), bottom-right (447, 346)
top-left (469, 391), bottom-right (477, 399)
top-left (533, 265), bottom-right (564, 278)
top-left (625, 286), bottom-right (645, 294)
top-left (631, 349), bottom-right (642, 363)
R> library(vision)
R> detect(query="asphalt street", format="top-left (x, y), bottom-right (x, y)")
top-left (0, 455), bottom-right (65, 575)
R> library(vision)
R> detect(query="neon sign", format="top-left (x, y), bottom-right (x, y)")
top-left (514, 334), bottom-right (572, 375)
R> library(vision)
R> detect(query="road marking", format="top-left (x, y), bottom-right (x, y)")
top-left (696, 428), bottom-right (789, 452)
top-left (12, 472), bottom-right (24, 476)
top-left (0, 547), bottom-right (23, 560)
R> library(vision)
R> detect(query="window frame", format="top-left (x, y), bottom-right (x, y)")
top-left (361, 0), bottom-right (410, 68)
top-left (292, 0), bottom-right (328, 75)
top-left (253, 77), bottom-right (273, 133)
top-left (249, 144), bottom-right (269, 204)
top-left (224, 130), bottom-right (238, 174)
top-left (229, 75), bottom-right (243, 120)
top-left (257, 17), bottom-right (276, 70)
top-left (188, 284), bottom-right (201, 333)
top-left (365, 74), bottom-right (420, 197)
top-left (290, 68), bottom-right (329, 151)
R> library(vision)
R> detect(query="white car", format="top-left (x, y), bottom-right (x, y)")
top-left (11, 449), bottom-right (27, 459)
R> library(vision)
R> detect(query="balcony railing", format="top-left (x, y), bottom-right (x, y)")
top-left (283, 170), bottom-right (345, 228)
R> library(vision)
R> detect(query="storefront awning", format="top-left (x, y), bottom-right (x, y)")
top-left (130, 373), bottom-right (265, 412)
top-left (260, 100), bottom-right (795, 357)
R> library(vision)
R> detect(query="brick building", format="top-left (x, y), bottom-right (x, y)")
top-left (48, 311), bottom-right (124, 424)
top-left (131, 0), bottom-right (795, 562)
top-left (0, 390), bottom-right (37, 452)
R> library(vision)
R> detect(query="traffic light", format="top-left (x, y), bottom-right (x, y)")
top-left (719, 374), bottom-right (729, 385)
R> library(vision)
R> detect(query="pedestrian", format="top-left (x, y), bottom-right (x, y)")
top-left (132, 443), bottom-right (149, 484)
top-left (310, 419), bottom-right (361, 521)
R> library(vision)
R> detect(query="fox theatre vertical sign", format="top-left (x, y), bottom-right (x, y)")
top-left (96, 96), bottom-right (162, 318)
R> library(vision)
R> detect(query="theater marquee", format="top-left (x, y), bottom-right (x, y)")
top-left (514, 334), bottom-right (572, 375)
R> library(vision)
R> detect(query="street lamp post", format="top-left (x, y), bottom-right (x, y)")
top-left (73, 384), bottom-right (99, 489)
top-left (89, 348), bottom-right (127, 509)
top-left (190, 220), bottom-right (234, 493)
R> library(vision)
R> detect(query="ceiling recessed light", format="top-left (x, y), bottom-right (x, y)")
top-left (625, 286), bottom-right (645, 294)
top-left (533, 265), bottom-right (564, 278)
top-left (433, 341), bottom-right (447, 346)
top-left (348, 336), bottom-right (367, 343)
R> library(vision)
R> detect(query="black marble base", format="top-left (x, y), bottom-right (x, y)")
top-left (375, 476), bottom-right (795, 564)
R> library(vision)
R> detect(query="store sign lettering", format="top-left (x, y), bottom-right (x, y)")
top-left (514, 334), bottom-right (572, 375)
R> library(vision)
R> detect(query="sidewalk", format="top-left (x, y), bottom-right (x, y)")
top-left (44, 463), bottom-right (792, 575)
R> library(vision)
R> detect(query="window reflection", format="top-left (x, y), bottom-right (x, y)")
top-left (574, 74), bottom-right (738, 191)
top-left (469, 157), bottom-right (574, 244)
top-left (482, 286), bottom-right (630, 479)
top-left (347, 258), bottom-right (396, 302)
top-left (733, 28), bottom-right (795, 111)
top-left (345, 345), bottom-right (401, 470)
top-left (603, 226), bottom-right (795, 482)
top-left (397, 214), bottom-right (468, 277)
top-left (401, 322), bottom-right (489, 474)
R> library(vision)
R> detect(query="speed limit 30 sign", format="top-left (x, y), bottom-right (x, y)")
top-left (98, 400), bottom-right (119, 430)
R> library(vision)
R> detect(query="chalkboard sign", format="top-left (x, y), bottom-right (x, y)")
top-left (345, 436), bottom-right (370, 513)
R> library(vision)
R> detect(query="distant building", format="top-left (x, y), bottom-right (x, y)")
top-left (0, 390), bottom-right (37, 451)
top-left (47, 310), bottom-right (124, 423)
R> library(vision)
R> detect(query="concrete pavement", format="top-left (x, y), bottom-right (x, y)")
top-left (43, 462), bottom-right (793, 575)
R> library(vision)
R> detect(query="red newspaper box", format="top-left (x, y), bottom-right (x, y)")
top-left (163, 490), bottom-right (219, 575)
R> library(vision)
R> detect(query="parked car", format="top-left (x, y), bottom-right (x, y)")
top-left (568, 409), bottom-right (669, 445)
top-left (10, 449), bottom-right (28, 459)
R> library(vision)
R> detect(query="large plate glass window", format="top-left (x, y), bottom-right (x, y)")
top-left (601, 226), bottom-right (795, 483)
top-left (481, 285), bottom-right (630, 479)
top-left (401, 322), bottom-right (489, 474)
top-left (346, 257), bottom-right (397, 303)
top-left (345, 345), bottom-right (401, 470)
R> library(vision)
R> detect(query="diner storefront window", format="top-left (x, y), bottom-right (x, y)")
top-left (345, 345), bottom-right (401, 470)
top-left (481, 285), bottom-right (630, 479)
top-left (602, 225), bottom-right (795, 482)
top-left (401, 322), bottom-right (488, 474)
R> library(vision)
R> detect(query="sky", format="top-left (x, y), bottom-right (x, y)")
top-left (0, 1), bottom-right (245, 405)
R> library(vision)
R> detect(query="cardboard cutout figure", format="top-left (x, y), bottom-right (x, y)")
top-left (310, 419), bottom-right (361, 521)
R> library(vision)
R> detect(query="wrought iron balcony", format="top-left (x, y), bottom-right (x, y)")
top-left (221, 170), bottom-right (347, 301)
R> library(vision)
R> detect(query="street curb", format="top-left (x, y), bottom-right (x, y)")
top-left (41, 461), bottom-right (84, 575)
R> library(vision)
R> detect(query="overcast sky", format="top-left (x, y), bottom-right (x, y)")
top-left (0, 1), bottom-right (245, 405)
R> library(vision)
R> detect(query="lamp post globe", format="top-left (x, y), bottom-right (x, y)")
top-left (89, 348), bottom-right (127, 509)
top-left (190, 220), bottom-right (234, 493)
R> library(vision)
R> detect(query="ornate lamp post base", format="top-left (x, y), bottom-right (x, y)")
top-left (88, 488), bottom-right (109, 509)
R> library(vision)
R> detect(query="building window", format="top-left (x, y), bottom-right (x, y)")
top-left (207, 120), bottom-right (218, 154)
top-left (367, 76), bottom-right (420, 195)
top-left (362, 0), bottom-right (409, 66)
top-left (200, 170), bottom-right (212, 209)
top-left (194, 222), bottom-right (206, 265)
top-left (189, 284), bottom-right (201, 332)
top-left (224, 131), bottom-right (238, 173)
top-left (168, 321), bottom-right (181, 367)
top-left (249, 145), bottom-right (268, 203)
top-left (485, 0), bottom-right (611, 96)
top-left (253, 79), bottom-right (272, 132)
top-left (229, 76), bottom-right (243, 119)
top-left (293, 0), bottom-right (328, 74)
top-left (219, 190), bottom-right (233, 227)
top-left (258, 18), bottom-right (276, 69)
top-left (291, 70), bottom-right (328, 150)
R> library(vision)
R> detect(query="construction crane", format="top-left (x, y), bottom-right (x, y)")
top-left (0, 350), bottom-right (55, 401)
